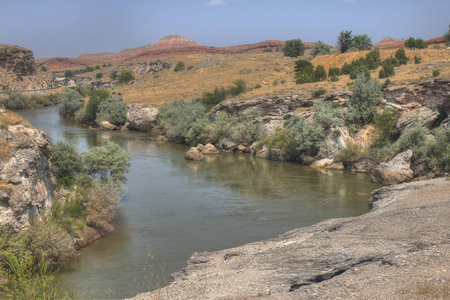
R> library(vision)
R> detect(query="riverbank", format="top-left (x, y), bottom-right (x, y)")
top-left (132, 177), bottom-right (450, 299)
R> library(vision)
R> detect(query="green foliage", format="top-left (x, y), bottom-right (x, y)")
top-left (346, 73), bottom-right (382, 129)
top-left (313, 100), bottom-right (344, 129)
top-left (51, 141), bottom-right (83, 187)
top-left (328, 67), bottom-right (343, 77)
top-left (338, 141), bottom-right (365, 164)
top-left (195, 80), bottom-right (246, 110)
top-left (110, 70), bottom-right (118, 80)
top-left (349, 65), bottom-right (370, 79)
top-left (337, 30), bottom-right (354, 53)
top-left (340, 50), bottom-right (381, 77)
top-left (83, 141), bottom-right (131, 183)
top-left (228, 79), bottom-right (247, 96)
top-left (117, 70), bottom-right (135, 83)
top-left (330, 74), bottom-right (339, 82)
top-left (395, 48), bottom-right (409, 65)
top-left (405, 37), bottom-right (428, 49)
top-left (212, 109), bottom-right (263, 144)
top-left (353, 34), bottom-right (372, 50)
top-left (263, 48), bottom-right (273, 53)
top-left (4, 91), bottom-right (28, 110)
top-left (95, 72), bottom-right (103, 79)
top-left (445, 25), bottom-right (450, 47)
top-left (283, 39), bottom-right (305, 57)
top-left (85, 179), bottom-right (125, 224)
top-left (265, 128), bottom-right (290, 150)
top-left (372, 109), bottom-right (399, 147)
top-left (80, 89), bottom-right (110, 124)
top-left (312, 88), bottom-right (327, 98)
top-left (341, 62), bottom-right (352, 75)
top-left (414, 56), bottom-right (422, 64)
top-left (314, 65), bottom-right (327, 81)
top-left (379, 64), bottom-right (395, 79)
top-left (420, 127), bottom-right (450, 171)
top-left (294, 59), bottom-right (314, 76)
top-left (285, 115), bottom-right (325, 155)
top-left (40, 66), bottom-right (47, 72)
top-left (309, 41), bottom-right (330, 57)
top-left (64, 70), bottom-right (74, 78)
top-left (397, 124), bottom-right (428, 152)
top-left (433, 69), bottom-right (441, 77)
top-left (95, 95), bottom-right (128, 126)
top-left (187, 66), bottom-right (194, 70)
top-left (57, 89), bottom-right (83, 118)
top-left (174, 61), bottom-right (185, 72)
top-left (95, 65), bottom-right (100, 70)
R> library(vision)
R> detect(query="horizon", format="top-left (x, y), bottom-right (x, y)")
top-left (1, 0), bottom-right (449, 59)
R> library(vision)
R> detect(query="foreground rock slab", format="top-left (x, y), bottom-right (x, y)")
top-left (132, 178), bottom-right (450, 300)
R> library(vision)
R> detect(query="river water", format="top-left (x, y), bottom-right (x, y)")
top-left (17, 107), bottom-right (382, 299)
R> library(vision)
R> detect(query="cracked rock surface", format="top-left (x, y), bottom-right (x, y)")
top-left (132, 178), bottom-right (450, 299)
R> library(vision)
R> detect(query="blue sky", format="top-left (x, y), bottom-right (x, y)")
top-left (1, 0), bottom-right (449, 58)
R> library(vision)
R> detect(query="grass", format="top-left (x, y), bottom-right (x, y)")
top-left (0, 110), bottom-right (31, 127)
top-left (0, 180), bottom-right (13, 193)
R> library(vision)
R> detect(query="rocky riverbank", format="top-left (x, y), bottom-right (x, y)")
top-left (132, 177), bottom-right (450, 299)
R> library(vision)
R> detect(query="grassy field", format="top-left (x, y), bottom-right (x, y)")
top-left (76, 49), bottom-right (450, 107)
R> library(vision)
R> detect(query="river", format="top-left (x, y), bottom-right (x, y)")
top-left (17, 107), bottom-right (382, 299)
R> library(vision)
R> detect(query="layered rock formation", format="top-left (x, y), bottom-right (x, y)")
top-left (132, 177), bottom-right (450, 300)
top-left (0, 118), bottom-right (55, 231)
top-left (0, 44), bottom-right (36, 76)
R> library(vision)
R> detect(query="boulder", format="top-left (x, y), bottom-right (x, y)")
top-left (156, 135), bottom-right (168, 143)
top-left (202, 143), bottom-right (219, 155)
top-left (354, 125), bottom-right (376, 149)
top-left (396, 107), bottom-right (439, 133)
top-left (352, 158), bottom-right (377, 173)
top-left (322, 127), bottom-right (353, 159)
top-left (126, 104), bottom-right (159, 132)
top-left (326, 162), bottom-right (345, 170)
top-left (371, 150), bottom-right (414, 184)
top-left (196, 144), bottom-right (205, 152)
top-left (236, 144), bottom-right (246, 152)
top-left (185, 147), bottom-right (205, 161)
top-left (99, 121), bottom-right (117, 130)
top-left (255, 147), bottom-right (269, 159)
top-left (219, 138), bottom-right (236, 150)
top-left (311, 158), bottom-right (334, 168)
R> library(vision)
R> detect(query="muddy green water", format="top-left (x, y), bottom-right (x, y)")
top-left (16, 107), bottom-right (382, 299)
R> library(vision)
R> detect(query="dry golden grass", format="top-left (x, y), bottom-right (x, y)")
top-left (0, 141), bottom-right (11, 160)
top-left (0, 109), bottom-right (31, 127)
top-left (84, 49), bottom-right (450, 107)
top-left (0, 180), bottom-right (13, 193)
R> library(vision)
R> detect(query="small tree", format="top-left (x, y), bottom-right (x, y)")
top-left (337, 30), bottom-right (354, 53)
top-left (83, 142), bottom-right (131, 183)
top-left (51, 141), bottom-right (83, 186)
top-left (83, 90), bottom-right (110, 123)
top-left (5, 91), bottom-right (28, 109)
top-left (346, 73), bottom-right (382, 129)
top-left (404, 37), bottom-right (428, 49)
top-left (64, 70), bottom-right (74, 78)
top-left (174, 62), bottom-right (185, 72)
top-left (283, 39), bottom-right (305, 57)
top-left (353, 34), bottom-right (372, 50)
top-left (95, 72), bottom-right (103, 79)
top-left (445, 25), bottom-right (450, 47)
top-left (395, 48), bottom-right (409, 65)
top-left (57, 89), bottom-right (83, 118)
top-left (96, 96), bottom-right (128, 126)
top-left (110, 70), bottom-right (118, 80)
top-left (117, 70), bottom-right (135, 83)
top-left (314, 65), bottom-right (327, 81)
top-left (309, 41), bottom-right (330, 57)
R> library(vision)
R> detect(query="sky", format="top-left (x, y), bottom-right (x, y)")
top-left (1, 0), bottom-right (449, 59)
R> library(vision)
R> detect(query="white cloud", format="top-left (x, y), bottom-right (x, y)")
top-left (206, 0), bottom-right (226, 5)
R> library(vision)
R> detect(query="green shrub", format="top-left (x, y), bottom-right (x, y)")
top-left (420, 127), bottom-right (450, 171)
top-left (110, 70), bottom-right (118, 80)
top-left (405, 37), bottom-right (428, 49)
top-left (40, 66), bottom-right (47, 72)
top-left (337, 30), bottom-right (354, 53)
top-left (312, 88), bottom-right (327, 98)
top-left (51, 141), bottom-right (83, 186)
top-left (372, 109), bottom-right (399, 147)
top-left (81, 90), bottom-right (110, 124)
top-left (283, 39), bottom-right (305, 57)
top-left (433, 69), bottom-right (440, 77)
top-left (266, 128), bottom-right (290, 150)
top-left (228, 79), bottom-right (246, 96)
top-left (83, 141), bottom-right (131, 183)
top-left (95, 72), bottom-right (103, 79)
top-left (350, 65), bottom-right (370, 79)
top-left (414, 56), bottom-right (422, 64)
top-left (174, 62), bottom-right (185, 72)
top-left (314, 65), bottom-right (327, 81)
top-left (395, 48), bottom-right (409, 65)
top-left (353, 34), bottom-right (372, 50)
top-left (85, 179), bottom-right (125, 224)
top-left (285, 115), bottom-right (324, 155)
top-left (195, 80), bottom-right (246, 110)
top-left (341, 62), bottom-right (352, 75)
top-left (57, 89), bottom-right (83, 118)
top-left (313, 101), bottom-right (344, 129)
top-left (346, 73), bottom-right (382, 129)
top-left (96, 95), bottom-right (128, 126)
top-left (187, 66), bottom-right (194, 70)
top-left (338, 141), bottom-right (365, 164)
top-left (4, 91), bottom-right (28, 110)
top-left (397, 124), bottom-right (428, 152)
top-left (309, 41), bottom-right (330, 57)
top-left (254, 84), bottom-right (262, 89)
top-left (117, 70), bottom-right (135, 83)
top-left (328, 67), bottom-right (343, 77)
top-left (379, 64), bottom-right (395, 78)
top-left (330, 74), bottom-right (339, 82)
top-left (64, 70), bottom-right (74, 78)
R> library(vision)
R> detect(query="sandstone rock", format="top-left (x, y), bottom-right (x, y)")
top-left (196, 143), bottom-right (205, 152)
top-left (371, 150), bottom-right (414, 184)
top-left (156, 135), bottom-right (168, 143)
top-left (202, 143), bottom-right (219, 155)
top-left (185, 147), bottom-right (205, 161)
top-left (396, 107), bottom-right (439, 133)
top-left (132, 178), bottom-right (450, 300)
top-left (0, 125), bottom-right (55, 231)
top-left (353, 125), bottom-right (376, 149)
top-left (255, 147), bottom-right (269, 159)
top-left (352, 157), bottom-right (377, 173)
top-left (99, 121), bottom-right (117, 130)
top-left (126, 104), bottom-right (159, 132)
top-left (310, 158), bottom-right (334, 168)
top-left (236, 144), bottom-right (246, 152)
top-left (0, 44), bottom-right (35, 76)
top-left (326, 162), bottom-right (345, 170)
top-left (219, 138), bottom-right (236, 150)
top-left (322, 127), bottom-right (353, 159)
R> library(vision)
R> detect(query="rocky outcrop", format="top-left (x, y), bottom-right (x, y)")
top-left (396, 107), bottom-right (440, 133)
top-left (371, 150), bottom-right (414, 184)
top-left (185, 147), bottom-right (205, 161)
top-left (126, 104), bottom-right (159, 132)
top-left (0, 123), bottom-right (56, 231)
top-left (132, 178), bottom-right (450, 300)
top-left (0, 44), bottom-right (36, 76)
top-left (201, 143), bottom-right (219, 155)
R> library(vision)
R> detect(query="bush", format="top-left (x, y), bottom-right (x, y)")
top-left (51, 141), bottom-right (83, 186)
top-left (420, 127), bottom-right (450, 171)
top-left (372, 109), bottom-right (399, 147)
top-left (405, 37), bottom-right (428, 49)
top-left (341, 62), bottom-right (352, 75)
top-left (117, 70), bottom-right (135, 83)
top-left (414, 56), bottom-right (422, 64)
top-left (445, 25), bottom-right (450, 47)
top-left (338, 141), bottom-right (365, 164)
top-left (83, 141), bottom-right (131, 183)
top-left (110, 70), bottom-right (118, 80)
top-left (57, 89), bottom-right (83, 118)
top-left (313, 100), bottom-right (344, 129)
top-left (395, 48), bottom-right (409, 65)
top-left (328, 67), bottom-right (343, 77)
top-left (228, 79), bottom-right (246, 96)
top-left (330, 74), bottom-right (339, 82)
top-left (353, 34), bottom-right (372, 50)
top-left (81, 90), bottom-right (110, 124)
top-left (96, 95), bottom-right (128, 126)
top-left (433, 69), bottom-right (440, 77)
top-left (346, 73), bottom-right (382, 129)
top-left (285, 115), bottom-right (325, 155)
top-left (95, 72), bottom-right (103, 79)
top-left (4, 91), bottom-right (28, 110)
top-left (337, 30), bottom-right (354, 53)
top-left (397, 124), bottom-right (428, 152)
top-left (312, 88), bottom-right (327, 98)
top-left (64, 70), bottom-right (74, 78)
top-left (314, 65), bottom-right (327, 81)
top-left (174, 62), bottom-right (185, 72)
top-left (379, 64), bottom-right (395, 78)
top-left (283, 39), bottom-right (305, 57)
top-left (266, 128), bottom-right (290, 150)
top-left (85, 179), bottom-right (125, 224)
top-left (40, 66), bottom-right (47, 72)
top-left (309, 41), bottom-right (330, 57)
top-left (195, 80), bottom-right (246, 110)
top-left (350, 65), bottom-right (370, 79)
